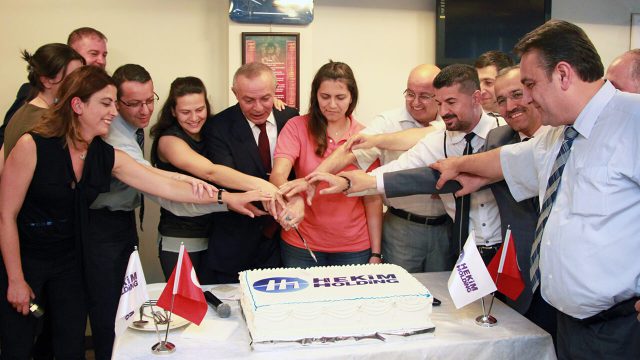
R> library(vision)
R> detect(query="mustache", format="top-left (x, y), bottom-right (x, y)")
top-left (507, 106), bottom-right (527, 118)
top-left (442, 114), bottom-right (457, 120)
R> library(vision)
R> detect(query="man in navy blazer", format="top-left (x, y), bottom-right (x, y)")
top-left (200, 63), bottom-right (299, 284)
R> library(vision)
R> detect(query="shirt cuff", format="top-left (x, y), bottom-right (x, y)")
top-left (376, 173), bottom-right (385, 194)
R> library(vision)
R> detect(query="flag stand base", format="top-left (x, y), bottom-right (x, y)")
top-left (151, 341), bottom-right (176, 355)
top-left (475, 314), bottom-right (497, 327)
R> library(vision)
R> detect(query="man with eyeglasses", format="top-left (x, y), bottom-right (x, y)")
top-left (483, 65), bottom-right (556, 341)
top-left (86, 64), bottom-right (224, 360)
top-left (84, 63), bottom-right (154, 360)
top-left (304, 64), bottom-right (506, 265)
top-left (279, 64), bottom-right (453, 272)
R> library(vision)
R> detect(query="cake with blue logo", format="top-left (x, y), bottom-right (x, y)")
top-left (239, 263), bottom-right (434, 343)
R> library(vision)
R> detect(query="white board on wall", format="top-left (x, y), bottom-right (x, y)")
top-left (632, 13), bottom-right (640, 49)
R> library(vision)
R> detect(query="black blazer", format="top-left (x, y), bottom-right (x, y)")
top-left (201, 103), bottom-right (299, 274)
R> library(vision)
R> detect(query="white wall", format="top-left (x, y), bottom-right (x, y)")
top-left (0, 0), bottom-right (638, 282)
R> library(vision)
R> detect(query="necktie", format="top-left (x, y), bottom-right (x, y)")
top-left (257, 123), bottom-right (271, 174)
top-left (529, 126), bottom-right (579, 292)
top-left (136, 128), bottom-right (145, 231)
top-left (255, 122), bottom-right (278, 238)
top-left (452, 132), bottom-right (476, 252)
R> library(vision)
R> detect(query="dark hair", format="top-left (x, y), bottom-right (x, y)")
top-left (21, 43), bottom-right (85, 97)
top-left (474, 50), bottom-right (515, 71)
top-left (514, 19), bottom-right (603, 82)
top-left (496, 65), bottom-right (521, 79)
top-left (308, 61), bottom-right (358, 157)
top-left (32, 66), bottom-right (115, 148)
top-left (433, 64), bottom-right (480, 94)
top-left (149, 76), bottom-right (211, 165)
top-left (67, 27), bottom-right (108, 45)
top-left (112, 64), bottom-right (152, 99)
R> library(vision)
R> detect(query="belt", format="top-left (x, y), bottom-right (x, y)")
top-left (388, 207), bottom-right (449, 226)
top-left (477, 244), bottom-right (501, 250)
top-left (578, 296), bottom-right (640, 325)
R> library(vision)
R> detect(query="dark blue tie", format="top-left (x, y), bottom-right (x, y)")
top-left (452, 132), bottom-right (476, 252)
top-left (136, 128), bottom-right (145, 231)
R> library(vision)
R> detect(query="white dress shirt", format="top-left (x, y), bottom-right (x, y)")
top-left (501, 81), bottom-right (640, 319)
top-left (353, 107), bottom-right (446, 217)
top-left (372, 111), bottom-right (506, 246)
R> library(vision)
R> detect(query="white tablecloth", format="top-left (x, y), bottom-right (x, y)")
top-left (113, 272), bottom-right (556, 360)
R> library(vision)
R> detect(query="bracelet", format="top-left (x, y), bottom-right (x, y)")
top-left (217, 189), bottom-right (226, 205)
top-left (370, 252), bottom-right (383, 259)
top-left (338, 175), bottom-right (352, 192)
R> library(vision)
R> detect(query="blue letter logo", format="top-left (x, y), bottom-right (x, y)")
top-left (253, 277), bottom-right (309, 293)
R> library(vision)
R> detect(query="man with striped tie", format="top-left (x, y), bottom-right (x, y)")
top-left (431, 20), bottom-right (640, 360)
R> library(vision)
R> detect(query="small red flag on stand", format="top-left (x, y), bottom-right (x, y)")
top-left (157, 244), bottom-right (207, 325)
top-left (487, 228), bottom-right (525, 301)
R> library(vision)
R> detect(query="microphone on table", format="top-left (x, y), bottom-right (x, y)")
top-left (204, 290), bottom-right (231, 318)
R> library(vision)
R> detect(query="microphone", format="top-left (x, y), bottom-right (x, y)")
top-left (204, 290), bottom-right (231, 318)
top-left (29, 301), bottom-right (44, 318)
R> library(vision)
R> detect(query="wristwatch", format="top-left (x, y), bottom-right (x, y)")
top-left (217, 189), bottom-right (226, 205)
top-left (370, 252), bottom-right (383, 259)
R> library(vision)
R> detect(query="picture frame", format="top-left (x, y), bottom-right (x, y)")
top-left (242, 32), bottom-right (300, 109)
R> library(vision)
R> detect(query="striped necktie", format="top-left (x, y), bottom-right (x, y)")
top-left (530, 126), bottom-right (579, 291)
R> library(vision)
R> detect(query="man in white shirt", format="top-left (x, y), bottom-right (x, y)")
top-left (308, 64), bottom-right (506, 264)
top-left (279, 64), bottom-right (452, 272)
top-left (430, 20), bottom-right (640, 359)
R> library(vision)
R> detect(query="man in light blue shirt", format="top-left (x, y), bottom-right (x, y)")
top-left (430, 20), bottom-right (640, 359)
top-left (86, 64), bottom-right (224, 360)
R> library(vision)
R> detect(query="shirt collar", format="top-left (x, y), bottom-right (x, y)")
top-left (519, 124), bottom-right (550, 141)
top-left (572, 80), bottom-right (615, 139)
top-left (246, 112), bottom-right (276, 130)
top-left (447, 111), bottom-right (497, 145)
top-left (113, 114), bottom-right (139, 135)
top-left (398, 107), bottom-right (423, 127)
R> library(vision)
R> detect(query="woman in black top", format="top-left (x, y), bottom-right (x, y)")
top-left (0, 66), bottom-right (269, 358)
top-left (150, 76), bottom-right (281, 279)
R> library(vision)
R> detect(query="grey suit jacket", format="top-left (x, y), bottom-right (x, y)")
top-left (383, 125), bottom-right (537, 314)
top-left (484, 125), bottom-right (537, 314)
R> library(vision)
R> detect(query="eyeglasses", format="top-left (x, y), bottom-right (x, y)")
top-left (403, 90), bottom-right (435, 103)
top-left (118, 92), bottom-right (159, 109)
top-left (496, 89), bottom-right (523, 107)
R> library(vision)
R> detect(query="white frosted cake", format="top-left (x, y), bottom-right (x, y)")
top-left (239, 264), bottom-right (434, 343)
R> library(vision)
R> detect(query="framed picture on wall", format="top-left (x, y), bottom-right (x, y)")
top-left (242, 32), bottom-right (300, 109)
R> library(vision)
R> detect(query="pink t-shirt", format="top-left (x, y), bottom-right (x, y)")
top-left (274, 114), bottom-right (375, 253)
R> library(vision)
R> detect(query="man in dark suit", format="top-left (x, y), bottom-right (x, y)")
top-left (201, 62), bottom-right (299, 284)
top-left (482, 66), bottom-right (556, 341)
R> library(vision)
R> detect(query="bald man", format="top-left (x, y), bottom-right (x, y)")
top-left (280, 64), bottom-right (454, 272)
top-left (606, 49), bottom-right (640, 93)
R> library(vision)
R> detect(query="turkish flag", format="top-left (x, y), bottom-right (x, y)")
top-left (156, 244), bottom-right (207, 325)
top-left (487, 230), bottom-right (525, 301)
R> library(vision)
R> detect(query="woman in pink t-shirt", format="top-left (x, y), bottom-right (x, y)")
top-left (270, 61), bottom-right (382, 267)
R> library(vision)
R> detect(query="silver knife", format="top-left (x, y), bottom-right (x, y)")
top-left (293, 225), bottom-right (317, 263)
